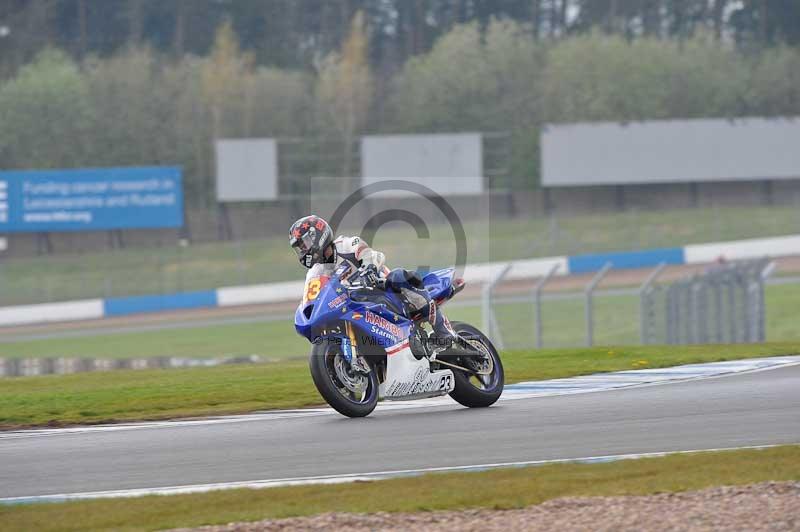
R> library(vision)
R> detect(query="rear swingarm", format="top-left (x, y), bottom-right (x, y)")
top-left (432, 357), bottom-right (491, 376)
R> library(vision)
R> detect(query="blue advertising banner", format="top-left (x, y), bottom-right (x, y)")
top-left (0, 166), bottom-right (183, 233)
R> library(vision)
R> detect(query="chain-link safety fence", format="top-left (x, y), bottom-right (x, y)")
top-left (475, 259), bottom-right (789, 350)
top-left (641, 259), bottom-right (774, 345)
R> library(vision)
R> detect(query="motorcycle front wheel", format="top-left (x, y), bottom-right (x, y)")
top-left (309, 341), bottom-right (379, 418)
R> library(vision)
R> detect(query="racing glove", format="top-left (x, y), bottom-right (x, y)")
top-left (358, 264), bottom-right (384, 289)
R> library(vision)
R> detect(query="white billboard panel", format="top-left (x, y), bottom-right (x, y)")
top-left (215, 138), bottom-right (278, 201)
top-left (542, 117), bottom-right (800, 186)
top-left (361, 133), bottom-right (483, 195)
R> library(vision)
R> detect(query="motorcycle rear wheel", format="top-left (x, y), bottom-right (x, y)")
top-left (309, 341), bottom-right (379, 418)
top-left (446, 321), bottom-right (504, 408)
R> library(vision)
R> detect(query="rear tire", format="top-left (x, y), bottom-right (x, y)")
top-left (446, 322), bottom-right (504, 408)
top-left (309, 341), bottom-right (378, 418)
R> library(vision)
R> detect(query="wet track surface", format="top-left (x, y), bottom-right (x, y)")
top-left (1, 362), bottom-right (798, 499)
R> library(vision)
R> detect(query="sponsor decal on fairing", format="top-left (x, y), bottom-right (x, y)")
top-left (384, 365), bottom-right (453, 397)
top-left (327, 294), bottom-right (347, 309)
top-left (365, 311), bottom-right (402, 337)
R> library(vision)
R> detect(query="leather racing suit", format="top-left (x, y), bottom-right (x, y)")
top-left (306, 235), bottom-right (459, 348)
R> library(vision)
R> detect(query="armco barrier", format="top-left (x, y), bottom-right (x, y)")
top-left (1, 233), bottom-right (799, 327)
top-left (0, 299), bottom-right (104, 327)
top-left (567, 248), bottom-right (684, 274)
top-left (217, 281), bottom-right (306, 307)
top-left (684, 235), bottom-right (800, 265)
top-left (462, 257), bottom-right (568, 283)
top-left (103, 291), bottom-right (218, 317)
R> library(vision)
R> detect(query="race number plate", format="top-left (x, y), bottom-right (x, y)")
top-left (303, 276), bottom-right (328, 305)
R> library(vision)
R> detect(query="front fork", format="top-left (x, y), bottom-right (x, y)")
top-left (342, 322), bottom-right (370, 373)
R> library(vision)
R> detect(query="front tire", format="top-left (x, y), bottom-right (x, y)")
top-left (309, 341), bottom-right (379, 418)
top-left (446, 321), bottom-right (504, 408)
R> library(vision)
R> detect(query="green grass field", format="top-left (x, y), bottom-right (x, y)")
top-left (0, 319), bottom-right (307, 360)
top-left (1, 445), bottom-right (798, 532)
top-left (1, 343), bottom-right (798, 428)
top-left (2, 204), bottom-right (799, 305)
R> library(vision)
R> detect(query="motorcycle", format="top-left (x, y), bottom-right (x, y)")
top-left (294, 263), bottom-right (504, 417)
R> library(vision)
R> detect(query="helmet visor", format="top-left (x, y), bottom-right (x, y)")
top-left (291, 231), bottom-right (316, 259)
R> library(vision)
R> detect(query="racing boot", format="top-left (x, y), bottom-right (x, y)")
top-left (417, 299), bottom-right (475, 359)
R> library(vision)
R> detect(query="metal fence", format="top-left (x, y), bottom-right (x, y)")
top-left (480, 259), bottom-right (784, 350)
top-left (642, 260), bottom-right (774, 345)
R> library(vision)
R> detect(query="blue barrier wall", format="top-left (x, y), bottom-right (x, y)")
top-left (567, 248), bottom-right (685, 275)
top-left (104, 290), bottom-right (218, 317)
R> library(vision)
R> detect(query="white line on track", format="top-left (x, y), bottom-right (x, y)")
top-left (0, 444), bottom-right (790, 505)
top-left (1, 356), bottom-right (798, 442)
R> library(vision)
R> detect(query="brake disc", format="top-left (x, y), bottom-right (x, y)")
top-left (333, 354), bottom-right (367, 393)
top-left (465, 338), bottom-right (494, 375)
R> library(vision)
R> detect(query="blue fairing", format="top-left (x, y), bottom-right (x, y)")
top-left (294, 267), bottom-right (457, 349)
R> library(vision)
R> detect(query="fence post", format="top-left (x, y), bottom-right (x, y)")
top-left (725, 273), bottom-right (736, 343)
top-left (639, 262), bottom-right (666, 345)
top-left (585, 262), bottom-right (612, 347)
top-left (665, 284), bottom-right (675, 345)
top-left (482, 263), bottom-right (513, 350)
top-left (757, 260), bottom-right (776, 342)
top-left (736, 265), bottom-right (750, 342)
top-left (533, 263), bottom-right (561, 349)
top-left (685, 279), bottom-right (695, 344)
top-left (679, 279), bottom-right (690, 344)
top-left (712, 275), bottom-right (724, 343)
top-left (743, 261), bottom-right (756, 343)
top-left (670, 280), bottom-right (681, 344)
top-left (693, 279), bottom-right (709, 344)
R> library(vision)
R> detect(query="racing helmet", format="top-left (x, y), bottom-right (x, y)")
top-left (289, 215), bottom-right (335, 268)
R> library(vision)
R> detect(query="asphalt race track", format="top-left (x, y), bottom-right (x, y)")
top-left (1, 362), bottom-right (799, 500)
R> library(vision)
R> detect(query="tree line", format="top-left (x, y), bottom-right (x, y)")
top-left (0, 3), bottom-right (798, 199)
top-left (2, 1), bottom-right (799, 76)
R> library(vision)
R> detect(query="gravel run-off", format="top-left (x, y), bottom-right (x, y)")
top-left (174, 481), bottom-right (800, 532)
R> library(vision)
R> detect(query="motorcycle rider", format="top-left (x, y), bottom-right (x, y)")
top-left (289, 215), bottom-right (467, 360)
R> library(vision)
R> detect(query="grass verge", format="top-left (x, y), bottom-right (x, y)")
top-left (1, 343), bottom-right (798, 428)
top-left (1, 445), bottom-right (798, 532)
top-left (0, 319), bottom-right (307, 360)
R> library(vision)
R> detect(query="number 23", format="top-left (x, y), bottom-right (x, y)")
top-left (440, 375), bottom-right (452, 390)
